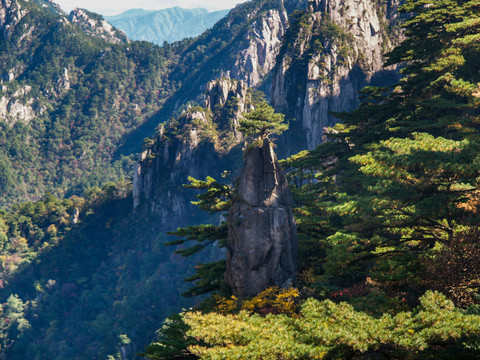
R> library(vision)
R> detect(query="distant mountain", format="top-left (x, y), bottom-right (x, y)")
top-left (106, 6), bottom-right (229, 44)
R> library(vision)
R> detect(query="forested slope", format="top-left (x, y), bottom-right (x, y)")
top-left (0, 0), bottom-right (176, 207)
top-left (5, 0), bottom-right (479, 360)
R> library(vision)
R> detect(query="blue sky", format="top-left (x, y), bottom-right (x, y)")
top-left (55, 0), bottom-right (249, 14)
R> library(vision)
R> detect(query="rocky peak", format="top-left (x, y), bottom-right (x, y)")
top-left (271, 0), bottom-right (402, 150)
top-left (34, 0), bottom-right (64, 16)
top-left (68, 8), bottom-right (128, 44)
top-left (225, 139), bottom-right (298, 297)
top-left (0, 0), bottom-right (26, 40)
top-left (205, 78), bottom-right (248, 111)
top-left (204, 77), bottom-right (250, 138)
top-left (317, 0), bottom-right (395, 74)
top-left (133, 78), bottom-right (251, 223)
top-left (230, 8), bottom-right (288, 87)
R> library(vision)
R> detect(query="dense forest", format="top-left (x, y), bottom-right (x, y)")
top-left (1, 0), bottom-right (480, 359)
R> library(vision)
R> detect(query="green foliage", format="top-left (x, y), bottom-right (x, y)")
top-left (184, 177), bottom-right (232, 214)
top-left (239, 101), bottom-right (288, 139)
top-left (165, 176), bottom-right (232, 296)
top-left (141, 314), bottom-right (198, 360)
top-left (142, 2), bottom-right (480, 360)
top-left (0, 294), bottom-right (31, 354)
top-left (184, 291), bottom-right (480, 360)
top-left (0, 183), bottom-right (196, 359)
top-left (278, 0), bottom-right (480, 302)
top-left (0, 0), bottom-right (177, 208)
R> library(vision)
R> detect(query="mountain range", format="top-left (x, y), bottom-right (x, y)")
top-left (106, 7), bottom-right (230, 44)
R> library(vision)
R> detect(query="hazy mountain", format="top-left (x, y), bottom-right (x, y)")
top-left (106, 6), bottom-right (229, 44)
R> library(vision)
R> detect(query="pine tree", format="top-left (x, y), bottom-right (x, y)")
top-left (165, 176), bottom-right (232, 296)
top-left (239, 101), bottom-right (288, 139)
top-left (284, 0), bottom-right (480, 297)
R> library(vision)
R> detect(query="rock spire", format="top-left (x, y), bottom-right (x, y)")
top-left (225, 139), bottom-right (298, 297)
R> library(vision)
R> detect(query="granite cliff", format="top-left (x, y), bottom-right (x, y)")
top-left (135, 0), bottom-right (403, 214)
top-left (129, 0), bottom-right (406, 228)
top-left (133, 78), bottom-right (251, 227)
top-left (226, 139), bottom-right (298, 296)
top-left (271, 0), bottom-right (402, 150)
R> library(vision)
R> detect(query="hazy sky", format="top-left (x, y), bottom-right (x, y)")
top-left (55, 0), bottom-right (249, 15)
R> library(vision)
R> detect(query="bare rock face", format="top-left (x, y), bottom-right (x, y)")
top-left (271, 0), bottom-right (402, 150)
top-left (230, 8), bottom-right (288, 87)
top-left (132, 109), bottom-right (217, 223)
top-left (205, 78), bottom-right (248, 111)
top-left (225, 139), bottom-right (298, 297)
top-left (0, 85), bottom-right (36, 125)
top-left (133, 78), bottom-right (250, 226)
top-left (68, 8), bottom-right (128, 44)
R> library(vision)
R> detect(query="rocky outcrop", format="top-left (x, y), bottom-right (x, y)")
top-left (165, 0), bottom-right (303, 109)
top-left (68, 8), bottom-right (128, 44)
top-left (271, 0), bottom-right (402, 150)
top-left (133, 110), bottom-right (218, 224)
top-left (225, 139), bottom-right (298, 297)
top-left (204, 77), bottom-right (250, 140)
top-left (133, 78), bottom-right (251, 226)
top-left (0, 0), bottom-right (26, 40)
top-left (230, 8), bottom-right (288, 87)
top-left (0, 85), bottom-right (36, 124)
top-left (205, 77), bottom-right (248, 111)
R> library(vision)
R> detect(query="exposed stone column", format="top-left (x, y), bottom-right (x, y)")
top-left (225, 139), bottom-right (298, 297)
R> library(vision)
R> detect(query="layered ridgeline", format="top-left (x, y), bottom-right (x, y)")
top-left (0, 0), bottom-right (393, 207)
top-left (106, 7), bottom-right (230, 45)
top-left (0, 0), bottom-right (293, 207)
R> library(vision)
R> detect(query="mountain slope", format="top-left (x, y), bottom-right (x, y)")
top-left (134, 0), bottom-right (403, 217)
top-left (0, 0), bottom-right (175, 207)
top-left (116, 0), bottom-right (305, 155)
top-left (106, 7), bottom-right (229, 44)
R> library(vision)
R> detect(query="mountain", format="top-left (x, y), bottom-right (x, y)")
top-left (0, 0), bottom-right (304, 208)
top-left (0, 0), bottom-right (174, 207)
top-left (105, 7), bottom-right (230, 45)
top-left (69, 8), bottom-right (129, 44)
top-left (133, 0), bottom-right (402, 221)
top-left (0, 0), bottom-right (412, 358)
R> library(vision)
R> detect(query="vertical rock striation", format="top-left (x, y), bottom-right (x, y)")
top-left (225, 139), bottom-right (298, 297)
top-left (231, 8), bottom-right (288, 87)
top-left (271, 0), bottom-right (402, 150)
